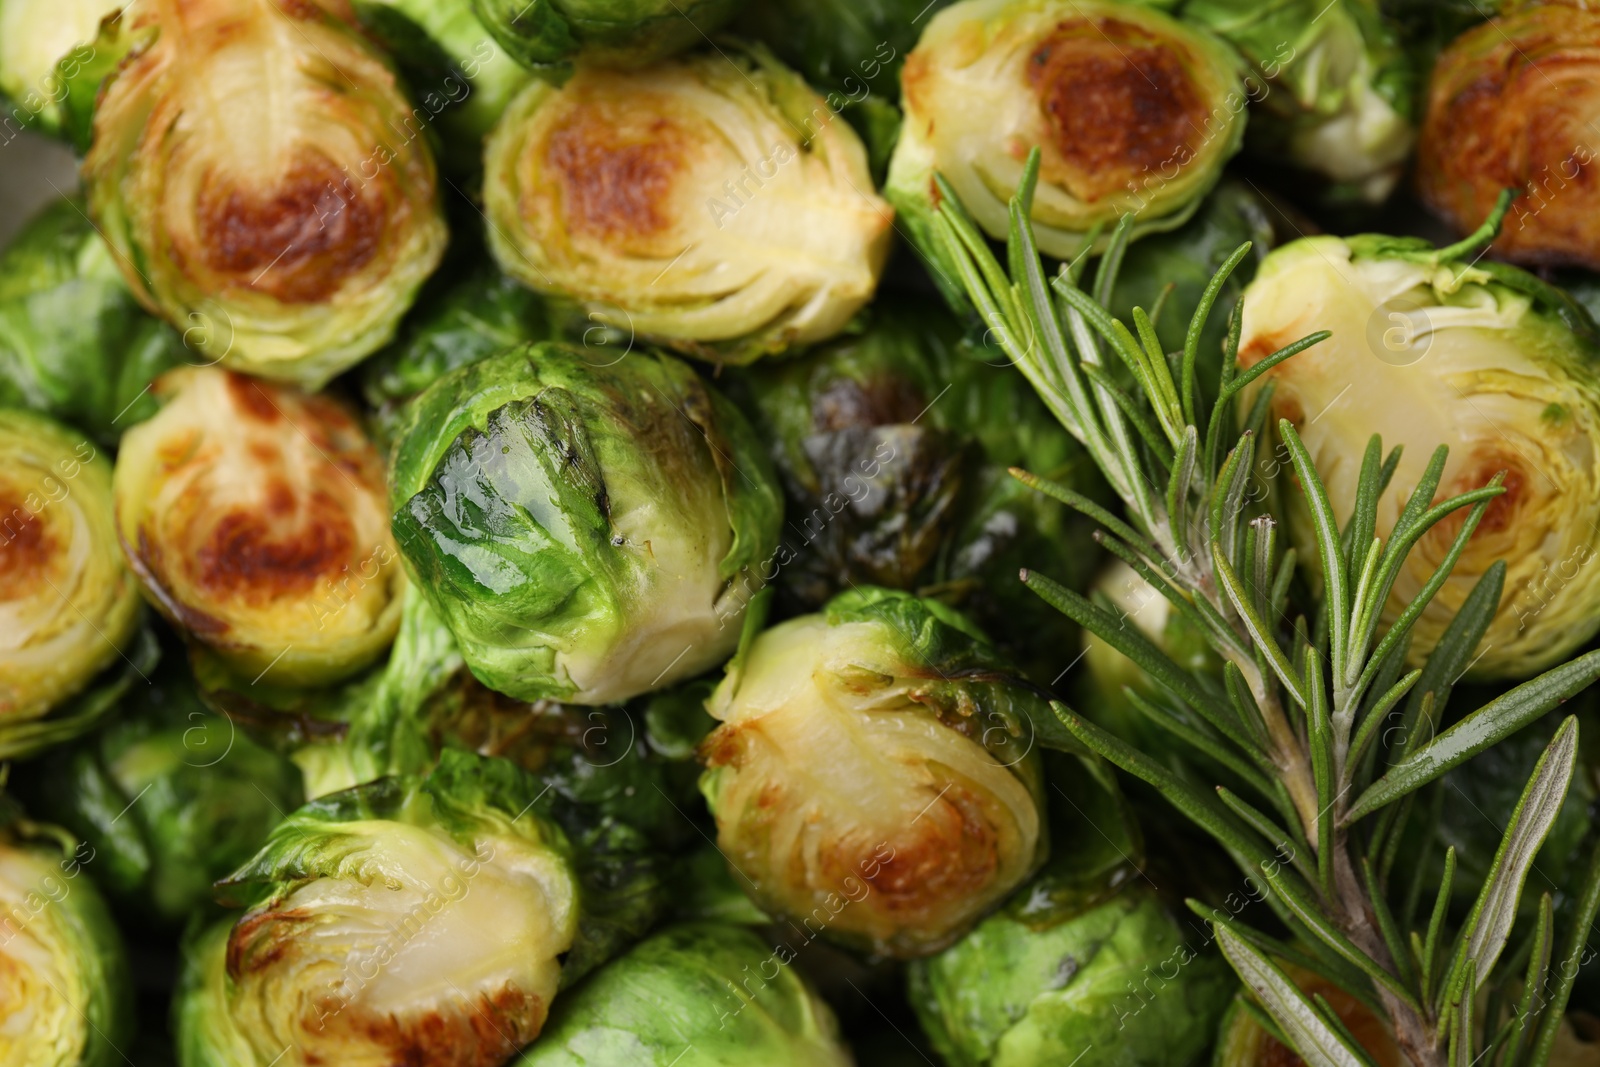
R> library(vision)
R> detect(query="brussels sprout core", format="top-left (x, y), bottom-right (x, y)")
top-left (227, 819), bottom-right (575, 1066)
top-left (114, 367), bottom-right (405, 687)
top-left (700, 589), bottom-right (1047, 958)
top-left (1, 410), bottom-right (140, 723)
top-left (81, 0), bottom-right (447, 387)
top-left (887, 0), bottom-right (1245, 260)
top-left (1237, 236), bottom-right (1600, 677)
top-left (483, 49), bottom-right (892, 364)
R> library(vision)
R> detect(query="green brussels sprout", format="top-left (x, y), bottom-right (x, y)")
top-left (470, 0), bottom-right (736, 80)
top-left (21, 658), bottom-right (304, 924)
top-left (388, 343), bottom-right (783, 705)
top-left (1, 410), bottom-right (144, 746)
top-left (78, 0), bottom-right (448, 389)
top-left (177, 750), bottom-right (662, 1067)
top-left (733, 298), bottom-right (1100, 676)
top-left (886, 0), bottom-right (1246, 304)
top-left (0, 197), bottom-right (184, 442)
top-left (1237, 228), bottom-right (1600, 678)
top-left (0, 803), bottom-right (133, 1067)
top-left (0, 0), bottom-right (120, 136)
top-left (908, 886), bottom-right (1232, 1067)
top-left (735, 0), bottom-right (949, 101)
top-left (1416, 2), bottom-right (1600, 270)
top-left (512, 921), bottom-right (853, 1067)
top-left (1178, 0), bottom-right (1416, 203)
top-left (361, 265), bottom-right (552, 446)
top-left (482, 47), bottom-right (892, 365)
top-left (113, 366), bottom-right (407, 688)
top-left (700, 587), bottom-right (1050, 958)
top-left (347, 0), bottom-right (532, 153)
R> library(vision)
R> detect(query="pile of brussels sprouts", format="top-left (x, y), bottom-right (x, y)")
top-left (5, 0), bottom-right (1600, 1064)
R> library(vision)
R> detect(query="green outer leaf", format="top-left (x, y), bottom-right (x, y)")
top-left (1213, 924), bottom-right (1378, 1067)
top-left (1448, 718), bottom-right (1578, 995)
top-left (1345, 654), bottom-right (1600, 823)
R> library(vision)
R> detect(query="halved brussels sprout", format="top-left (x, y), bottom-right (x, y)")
top-left (113, 366), bottom-right (406, 687)
top-left (79, 0), bottom-right (448, 388)
top-left (482, 47), bottom-right (892, 365)
top-left (887, 0), bottom-right (1245, 285)
top-left (472, 0), bottom-right (736, 79)
top-left (348, 0), bottom-right (532, 153)
top-left (0, 0), bottom-right (120, 136)
top-left (0, 806), bottom-right (133, 1067)
top-left (514, 922), bottom-right (853, 1067)
top-left (183, 751), bottom-right (659, 1067)
top-left (699, 587), bottom-right (1049, 958)
top-left (0, 196), bottom-right (184, 442)
top-left (1180, 0), bottom-right (1416, 203)
top-left (732, 298), bottom-right (1099, 676)
top-left (1417, 3), bottom-right (1600, 269)
top-left (22, 657), bottom-right (304, 924)
top-left (909, 886), bottom-right (1232, 1067)
top-left (1237, 231), bottom-right (1600, 678)
top-left (1, 410), bottom-right (142, 736)
top-left (388, 343), bottom-right (783, 705)
top-left (361, 264), bottom-right (552, 446)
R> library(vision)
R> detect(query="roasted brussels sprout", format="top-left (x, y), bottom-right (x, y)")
top-left (909, 886), bottom-right (1232, 1067)
top-left (361, 265), bottom-right (551, 446)
top-left (388, 343), bottom-right (782, 705)
top-left (0, 197), bottom-right (183, 442)
top-left (1179, 0), bottom-right (1416, 203)
top-left (1417, 2), bottom-right (1600, 269)
top-left (0, 0), bottom-right (119, 136)
top-left (113, 366), bottom-right (406, 687)
top-left (78, 0), bottom-right (448, 388)
top-left (472, 0), bottom-right (736, 79)
top-left (733, 298), bottom-right (1099, 675)
top-left (514, 922), bottom-right (853, 1066)
top-left (0, 803), bottom-right (133, 1067)
top-left (177, 750), bottom-right (661, 1067)
top-left (348, 0), bottom-right (531, 152)
top-left (1237, 229), bottom-right (1600, 678)
top-left (23, 660), bottom-right (304, 924)
top-left (700, 587), bottom-right (1049, 958)
top-left (1, 410), bottom-right (143, 743)
top-left (887, 0), bottom-right (1246, 296)
top-left (482, 48), bottom-right (892, 365)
